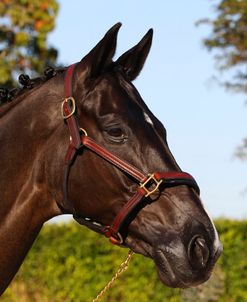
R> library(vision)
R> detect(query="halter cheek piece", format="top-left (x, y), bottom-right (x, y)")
top-left (62, 63), bottom-right (200, 245)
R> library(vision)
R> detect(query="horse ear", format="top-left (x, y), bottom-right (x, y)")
top-left (79, 23), bottom-right (122, 78)
top-left (116, 29), bottom-right (153, 81)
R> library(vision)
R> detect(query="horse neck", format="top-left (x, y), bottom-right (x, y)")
top-left (0, 85), bottom-right (64, 294)
top-left (0, 82), bottom-right (64, 214)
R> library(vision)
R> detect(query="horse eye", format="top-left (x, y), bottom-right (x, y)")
top-left (105, 126), bottom-right (127, 142)
top-left (107, 127), bottom-right (123, 137)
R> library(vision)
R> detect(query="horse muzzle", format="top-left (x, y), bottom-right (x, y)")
top-left (153, 231), bottom-right (223, 288)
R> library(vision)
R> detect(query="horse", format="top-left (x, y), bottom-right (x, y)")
top-left (0, 23), bottom-right (222, 295)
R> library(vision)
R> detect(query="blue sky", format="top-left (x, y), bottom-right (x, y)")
top-left (49, 1), bottom-right (246, 219)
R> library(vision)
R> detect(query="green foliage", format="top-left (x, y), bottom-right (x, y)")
top-left (0, 0), bottom-right (59, 88)
top-left (215, 219), bottom-right (247, 302)
top-left (235, 138), bottom-right (247, 161)
top-left (2, 223), bottom-right (181, 302)
top-left (2, 219), bottom-right (247, 302)
top-left (197, 0), bottom-right (247, 159)
top-left (197, 0), bottom-right (247, 94)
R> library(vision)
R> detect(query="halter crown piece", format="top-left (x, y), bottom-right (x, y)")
top-left (62, 63), bottom-right (200, 245)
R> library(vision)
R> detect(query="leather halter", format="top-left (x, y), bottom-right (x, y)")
top-left (62, 63), bottom-right (200, 245)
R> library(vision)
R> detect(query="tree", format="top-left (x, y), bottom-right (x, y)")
top-left (0, 0), bottom-right (59, 89)
top-left (197, 0), bottom-right (247, 158)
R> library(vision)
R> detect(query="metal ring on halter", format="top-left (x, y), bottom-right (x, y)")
top-left (105, 226), bottom-right (124, 245)
top-left (80, 128), bottom-right (88, 136)
top-left (110, 232), bottom-right (124, 245)
top-left (61, 97), bottom-right (76, 119)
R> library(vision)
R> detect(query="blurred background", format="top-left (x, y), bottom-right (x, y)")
top-left (0, 0), bottom-right (246, 301)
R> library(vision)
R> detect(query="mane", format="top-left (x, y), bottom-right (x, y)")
top-left (0, 67), bottom-right (66, 117)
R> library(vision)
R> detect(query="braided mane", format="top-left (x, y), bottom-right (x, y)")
top-left (0, 67), bottom-right (65, 105)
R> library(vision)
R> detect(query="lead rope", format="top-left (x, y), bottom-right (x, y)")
top-left (92, 250), bottom-right (134, 302)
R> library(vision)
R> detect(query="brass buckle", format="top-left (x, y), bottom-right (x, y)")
top-left (139, 174), bottom-right (163, 197)
top-left (61, 97), bottom-right (76, 119)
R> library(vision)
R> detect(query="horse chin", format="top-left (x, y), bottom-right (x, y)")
top-left (154, 249), bottom-right (183, 288)
top-left (125, 237), bottom-right (213, 289)
top-left (153, 248), bottom-right (190, 288)
top-left (125, 237), bottom-right (187, 288)
top-left (134, 245), bottom-right (189, 288)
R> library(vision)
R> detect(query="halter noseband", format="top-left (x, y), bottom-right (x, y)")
top-left (62, 63), bottom-right (200, 245)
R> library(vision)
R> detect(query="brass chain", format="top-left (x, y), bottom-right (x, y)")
top-left (92, 250), bottom-right (134, 302)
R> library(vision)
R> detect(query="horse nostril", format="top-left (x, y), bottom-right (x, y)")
top-left (188, 236), bottom-right (210, 269)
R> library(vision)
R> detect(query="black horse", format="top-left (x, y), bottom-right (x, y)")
top-left (0, 23), bottom-right (222, 294)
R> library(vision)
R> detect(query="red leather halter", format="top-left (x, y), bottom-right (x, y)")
top-left (62, 64), bottom-right (200, 245)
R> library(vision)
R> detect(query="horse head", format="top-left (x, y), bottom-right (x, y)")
top-left (44, 23), bottom-right (222, 288)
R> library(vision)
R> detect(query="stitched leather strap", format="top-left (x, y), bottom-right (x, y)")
top-left (155, 172), bottom-right (200, 194)
top-left (82, 136), bottom-right (146, 183)
top-left (64, 63), bottom-right (77, 98)
top-left (104, 172), bottom-right (199, 242)
top-left (63, 64), bottom-right (82, 165)
top-left (69, 133), bottom-right (200, 243)
top-left (104, 189), bottom-right (146, 239)
top-left (80, 135), bottom-right (199, 242)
